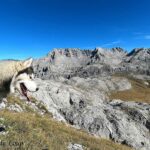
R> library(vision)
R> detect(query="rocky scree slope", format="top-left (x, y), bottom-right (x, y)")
top-left (32, 47), bottom-right (150, 150)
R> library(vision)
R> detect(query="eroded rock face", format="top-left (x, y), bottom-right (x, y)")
top-left (33, 48), bottom-right (121, 79)
top-left (122, 48), bottom-right (150, 77)
top-left (63, 101), bottom-right (150, 150)
top-left (33, 48), bottom-right (92, 80)
top-left (31, 77), bottom-right (131, 118)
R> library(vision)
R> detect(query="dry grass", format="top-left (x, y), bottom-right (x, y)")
top-left (0, 110), bottom-right (132, 150)
top-left (6, 94), bottom-right (52, 116)
top-left (110, 75), bottom-right (150, 103)
top-left (0, 88), bottom-right (133, 150)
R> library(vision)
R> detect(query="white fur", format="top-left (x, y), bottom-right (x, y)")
top-left (0, 57), bottom-right (38, 98)
top-left (23, 58), bottom-right (33, 68)
top-left (10, 72), bottom-right (38, 94)
top-left (0, 58), bottom-right (33, 86)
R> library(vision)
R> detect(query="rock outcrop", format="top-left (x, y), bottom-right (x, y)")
top-left (123, 48), bottom-right (150, 76)
top-left (68, 143), bottom-right (84, 150)
top-left (28, 76), bottom-right (149, 150)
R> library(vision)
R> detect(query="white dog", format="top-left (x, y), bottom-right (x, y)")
top-left (10, 67), bottom-right (39, 101)
top-left (0, 58), bottom-right (38, 101)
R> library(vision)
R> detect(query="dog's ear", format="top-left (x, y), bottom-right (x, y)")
top-left (23, 58), bottom-right (33, 68)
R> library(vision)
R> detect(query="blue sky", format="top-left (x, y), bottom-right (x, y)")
top-left (0, 0), bottom-right (150, 59)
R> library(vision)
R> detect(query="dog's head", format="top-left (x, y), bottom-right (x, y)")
top-left (10, 67), bottom-right (39, 101)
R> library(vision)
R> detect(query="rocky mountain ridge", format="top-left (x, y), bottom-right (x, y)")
top-left (33, 47), bottom-right (150, 80)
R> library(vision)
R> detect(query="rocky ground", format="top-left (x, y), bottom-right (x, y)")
top-left (29, 77), bottom-right (149, 150)
top-left (0, 93), bottom-right (131, 150)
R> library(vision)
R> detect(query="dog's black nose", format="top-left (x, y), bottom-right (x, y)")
top-left (36, 88), bottom-right (39, 91)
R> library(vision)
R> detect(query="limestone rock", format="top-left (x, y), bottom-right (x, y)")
top-left (68, 143), bottom-right (84, 150)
